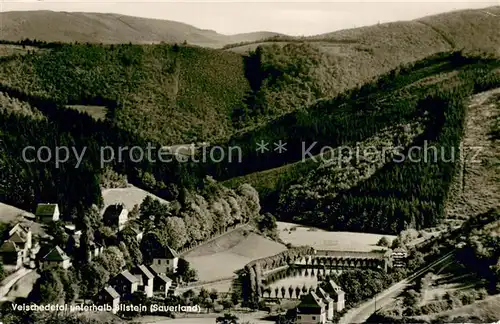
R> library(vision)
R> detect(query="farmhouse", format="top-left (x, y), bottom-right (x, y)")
top-left (110, 270), bottom-right (139, 298)
top-left (296, 291), bottom-right (327, 324)
top-left (131, 264), bottom-right (155, 298)
top-left (41, 245), bottom-right (71, 269)
top-left (96, 286), bottom-right (120, 314)
top-left (150, 245), bottom-right (178, 274)
top-left (103, 204), bottom-right (128, 230)
top-left (35, 203), bottom-right (60, 223)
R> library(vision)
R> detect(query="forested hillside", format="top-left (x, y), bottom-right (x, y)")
top-left (0, 7), bottom-right (499, 235)
top-left (0, 43), bottom-right (250, 144)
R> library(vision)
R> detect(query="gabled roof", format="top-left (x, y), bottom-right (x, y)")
top-left (157, 273), bottom-right (173, 283)
top-left (135, 265), bottom-right (155, 279)
top-left (35, 204), bottom-right (58, 216)
top-left (298, 291), bottom-right (325, 309)
top-left (103, 286), bottom-right (120, 299)
top-left (43, 246), bottom-right (69, 261)
top-left (119, 270), bottom-right (140, 284)
top-left (8, 223), bottom-right (29, 237)
top-left (317, 287), bottom-right (333, 303)
top-left (8, 231), bottom-right (26, 243)
top-left (154, 245), bottom-right (178, 259)
top-left (325, 280), bottom-right (344, 296)
top-left (0, 240), bottom-right (20, 253)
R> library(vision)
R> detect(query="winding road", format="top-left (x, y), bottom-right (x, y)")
top-left (338, 250), bottom-right (456, 324)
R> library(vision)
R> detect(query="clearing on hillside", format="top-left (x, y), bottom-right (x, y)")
top-left (101, 185), bottom-right (169, 211)
top-left (277, 222), bottom-right (396, 252)
top-left (183, 227), bottom-right (286, 285)
top-left (445, 88), bottom-right (500, 219)
top-left (66, 105), bottom-right (107, 121)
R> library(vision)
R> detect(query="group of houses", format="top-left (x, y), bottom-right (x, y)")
top-left (0, 204), bottom-right (70, 271)
top-left (0, 203), bottom-right (179, 303)
top-left (95, 259), bottom-right (177, 314)
top-left (296, 280), bottom-right (346, 324)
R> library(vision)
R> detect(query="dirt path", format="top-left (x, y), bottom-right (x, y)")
top-left (445, 88), bottom-right (500, 219)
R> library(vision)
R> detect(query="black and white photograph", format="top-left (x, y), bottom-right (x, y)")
top-left (0, 0), bottom-right (499, 323)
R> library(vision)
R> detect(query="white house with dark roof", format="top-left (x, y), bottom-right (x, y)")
top-left (150, 245), bottom-right (178, 274)
top-left (110, 270), bottom-right (139, 298)
top-left (0, 223), bottom-right (38, 268)
top-left (103, 204), bottom-right (128, 230)
top-left (41, 246), bottom-right (71, 269)
top-left (316, 287), bottom-right (334, 321)
top-left (296, 291), bottom-right (327, 324)
top-left (324, 280), bottom-right (345, 312)
top-left (96, 286), bottom-right (120, 314)
top-left (35, 203), bottom-right (60, 223)
top-left (131, 264), bottom-right (155, 298)
top-left (147, 266), bottom-right (173, 297)
top-left (6, 223), bottom-right (32, 261)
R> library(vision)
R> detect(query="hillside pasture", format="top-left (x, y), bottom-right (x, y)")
top-left (183, 228), bottom-right (286, 285)
top-left (101, 185), bottom-right (169, 211)
top-left (277, 221), bottom-right (395, 252)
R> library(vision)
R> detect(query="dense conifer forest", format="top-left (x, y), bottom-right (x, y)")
top-left (0, 40), bottom-right (499, 234)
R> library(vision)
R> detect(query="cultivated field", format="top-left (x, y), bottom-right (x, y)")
top-left (277, 221), bottom-right (396, 252)
top-left (183, 228), bottom-right (286, 287)
top-left (102, 185), bottom-right (169, 211)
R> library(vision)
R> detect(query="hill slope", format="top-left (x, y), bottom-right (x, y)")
top-left (0, 10), bottom-right (281, 48)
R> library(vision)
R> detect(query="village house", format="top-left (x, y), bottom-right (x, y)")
top-left (35, 203), bottom-right (60, 223)
top-left (150, 245), bottom-right (178, 275)
top-left (316, 287), bottom-right (334, 321)
top-left (324, 280), bottom-right (345, 312)
top-left (110, 270), bottom-right (139, 299)
top-left (95, 286), bottom-right (120, 314)
top-left (0, 223), bottom-right (38, 269)
top-left (103, 204), bottom-right (128, 230)
top-left (7, 223), bottom-right (32, 261)
top-left (296, 291), bottom-right (327, 324)
top-left (87, 241), bottom-right (104, 262)
top-left (0, 241), bottom-right (23, 269)
top-left (131, 264), bottom-right (155, 298)
top-left (151, 270), bottom-right (172, 298)
top-left (41, 246), bottom-right (71, 269)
